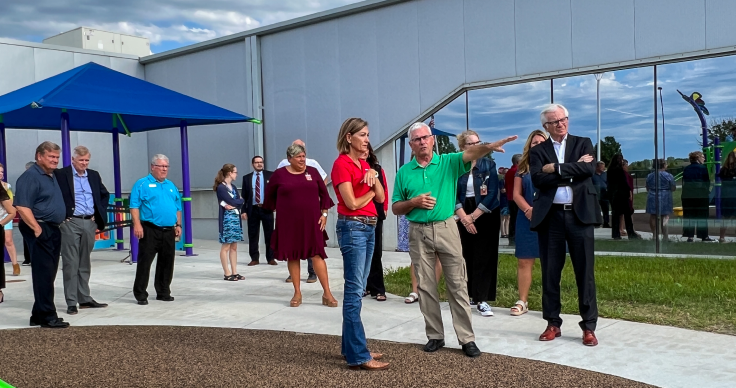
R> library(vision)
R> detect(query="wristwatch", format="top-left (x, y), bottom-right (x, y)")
top-left (322, 212), bottom-right (328, 217)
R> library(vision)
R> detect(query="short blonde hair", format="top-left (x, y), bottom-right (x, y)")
top-left (457, 130), bottom-right (479, 149)
top-left (336, 118), bottom-right (369, 154)
top-left (73, 145), bottom-right (90, 157)
top-left (689, 151), bottom-right (704, 163)
top-left (287, 144), bottom-right (306, 159)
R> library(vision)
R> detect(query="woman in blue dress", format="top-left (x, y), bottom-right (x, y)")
top-left (645, 159), bottom-right (676, 241)
top-left (214, 164), bottom-right (245, 281)
top-left (510, 129), bottom-right (547, 316)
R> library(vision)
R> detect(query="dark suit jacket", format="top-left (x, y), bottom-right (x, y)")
top-left (241, 170), bottom-right (274, 216)
top-left (529, 134), bottom-right (602, 230)
top-left (54, 166), bottom-right (111, 231)
top-left (681, 163), bottom-right (711, 199)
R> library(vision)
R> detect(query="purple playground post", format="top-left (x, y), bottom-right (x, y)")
top-left (715, 137), bottom-right (722, 220)
top-left (60, 110), bottom-right (71, 167)
top-left (112, 127), bottom-right (125, 250)
top-left (131, 223), bottom-right (138, 263)
top-left (0, 117), bottom-right (8, 263)
top-left (180, 120), bottom-right (195, 256)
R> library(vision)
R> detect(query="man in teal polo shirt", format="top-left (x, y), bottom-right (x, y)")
top-left (130, 154), bottom-right (182, 305)
top-left (392, 122), bottom-right (516, 358)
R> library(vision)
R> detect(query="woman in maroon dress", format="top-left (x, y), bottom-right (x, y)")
top-left (263, 144), bottom-right (337, 308)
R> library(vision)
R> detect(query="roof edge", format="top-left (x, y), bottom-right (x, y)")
top-left (0, 37), bottom-right (141, 60)
top-left (140, 0), bottom-right (408, 64)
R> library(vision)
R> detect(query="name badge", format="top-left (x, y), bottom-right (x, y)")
top-left (480, 184), bottom-right (488, 196)
top-left (305, 173), bottom-right (312, 181)
top-left (149, 184), bottom-right (157, 188)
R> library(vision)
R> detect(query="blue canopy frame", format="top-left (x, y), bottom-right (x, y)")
top-left (0, 62), bottom-right (260, 261)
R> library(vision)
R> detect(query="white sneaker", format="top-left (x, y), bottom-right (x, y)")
top-left (477, 302), bottom-right (494, 317)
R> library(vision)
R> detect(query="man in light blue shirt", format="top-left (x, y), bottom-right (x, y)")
top-left (130, 154), bottom-right (182, 305)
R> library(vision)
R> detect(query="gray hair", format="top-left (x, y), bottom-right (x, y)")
top-left (73, 145), bottom-right (90, 157)
top-left (408, 122), bottom-right (431, 139)
top-left (151, 154), bottom-right (169, 165)
top-left (511, 154), bottom-right (522, 165)
top-left (539, 104), bottom-right (570, 126)
top-left (25, 161), bottom-right (35, 169)
top-left (286, 144), bottom-right (306, 159)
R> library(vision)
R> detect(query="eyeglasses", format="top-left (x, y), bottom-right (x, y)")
top-left (466, 141), bottom-right (481, 147)
top-left (410, 135), bottom-right (433, 144)
top-left (153, 165), bottom-right (169, 169)
top-left (543, 117), bottom-right (568, 127)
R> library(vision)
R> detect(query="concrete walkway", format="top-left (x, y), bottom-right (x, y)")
top-left (2, 240), bottom-right (734, 388)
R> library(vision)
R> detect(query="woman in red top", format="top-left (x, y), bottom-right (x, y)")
top-left (331, 117), bottom-right (388, 371)
top-left (263, 144), bottom-right (336, 308)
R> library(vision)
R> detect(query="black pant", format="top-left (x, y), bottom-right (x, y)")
top-left (366, 219), bottom-right (385, 296)
top-left (19, 221), bottom-right (62, 323)
top-left (247, 207), bottom-right (274, 262)
top-left (599, 200), bottom-right (610, 225)
top-left (508, 200), bottom-right (518, 243)
top-left (22, 238), bottom-right (30, 264)
top-left (538, 207), bottom-right (597, 331)
top-left (611, 201), bottom-right (635, 239)
top-left (682, 198), bottom-right (709, 239)
top-left (458, 201), bottom-right (500, 302)
top-left (133, 222), bottom-right (176, 301)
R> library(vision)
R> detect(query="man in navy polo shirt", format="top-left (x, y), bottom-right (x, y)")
top-left (15, 141), bottom-right (68, 328)
top-left (130, 154), bottom-right (182, 305)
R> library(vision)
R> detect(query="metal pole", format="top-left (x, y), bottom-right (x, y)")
top-left (595, 74), bottom-right (603, 161)
top-left (654, 66), bottom-right (660, 252)
top-left (60, 110), bottom-right (71, 167)
top-left (399, 134), bottom-right (406, 167)
top-left (658, 87), bottom-right (666, 161)
top-left (0, 116), bottom-right (8, 263)
top-left (112, 122), bottom-right (125, 250)
top-left (550, 79), bottom-right (554, 103)
top-left (180, 120), bottom-right (195, 256)
top-left (465, 92), bottom-right (469, 131)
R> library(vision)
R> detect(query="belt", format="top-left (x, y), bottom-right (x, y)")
top-left (142, 221), bottom-right (174, 231)
top-left (552, 203), bottom-right (573, 211)
top-left (409, 217), bottom-right (453, 226)
top-left (338, 214), bottom-right (378, 226)
top-left (36, 219), bottom-right (60, 227)
top-left (72, 215), bottom-right (94, 219)
top-left (254, 204), bottom-right (263, 207)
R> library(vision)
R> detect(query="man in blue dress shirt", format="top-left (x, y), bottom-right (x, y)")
top-left (130, 154), bottom-right (182, 305)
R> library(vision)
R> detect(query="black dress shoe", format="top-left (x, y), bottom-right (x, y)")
top-left (21, 261), bottom-right (31, 266)
top-left (79, 300), bottom-right (108, 308)
top-left (31, 317), bottom-right (70, 329)
top-left (462, 341), bottom-right (481, 358)
top-left (137, 300), bottom-right (149, 305)
top-left (67, 306), bottom-right (78, 315)
top-left (423, 339), bottom-right (445, 352)
top-left (702, 237), bottom-right (715, 242)
top-left (156, 295), bottom-right (175, 302)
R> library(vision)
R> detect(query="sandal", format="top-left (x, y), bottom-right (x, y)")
top-left (223, 275), bottom-right (237, 281)
top-left (404, 292), bottom-right (419, 304)
top-left (510, 300), bottom-right (528, 316)
top-left (376, 294), bottom-right (387, 302)
top-left (719, 238), bottom-right (727, 243)
top-left (233, 274), bottom-right (245, 280)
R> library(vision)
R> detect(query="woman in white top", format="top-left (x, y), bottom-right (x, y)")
top-left (0, 163), bottom-right (19, 276)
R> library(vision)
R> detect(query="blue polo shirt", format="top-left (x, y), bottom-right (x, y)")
top-left (14, 163), bottom-right (66, 224)
top-left (129, 174), bottom-right (182, 227)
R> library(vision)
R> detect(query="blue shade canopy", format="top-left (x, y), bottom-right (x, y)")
top-left (0, 62), bottom-right (256, 133)
top-left (430, 127), bottom-right (456, 137)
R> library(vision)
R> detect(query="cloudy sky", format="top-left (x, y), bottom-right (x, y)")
top-left (430, 55), bottom-right (736, 170)
top-left (0, 0), bottom-right (362, 53)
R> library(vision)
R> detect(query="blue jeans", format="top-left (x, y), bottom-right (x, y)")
top-left (337, 219), bottom-right (375, 366)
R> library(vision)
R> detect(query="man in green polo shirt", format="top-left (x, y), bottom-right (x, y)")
top-left (392, 122), bottom-right (516, 358)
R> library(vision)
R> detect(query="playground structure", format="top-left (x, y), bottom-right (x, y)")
top-left (676, 90), bottom-right (736, 221)
top-left (0, 62), bottom-right (258, 263)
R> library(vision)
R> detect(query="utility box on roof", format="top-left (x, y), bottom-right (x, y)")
top-left (43, 27), bottom-right (151, 57)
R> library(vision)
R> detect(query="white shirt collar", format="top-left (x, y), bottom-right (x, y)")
top-left (552, 134), bottom-right (568, 145)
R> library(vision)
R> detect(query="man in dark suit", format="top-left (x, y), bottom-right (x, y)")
top-left (530, 104), bottom-right (602, 347)
top-left (242, 155), bottom-right (276, 265)
top-left (55, 146), bottom-right (110, 315)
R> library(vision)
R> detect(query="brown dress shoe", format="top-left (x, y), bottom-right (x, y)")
top-left (12, 263), bottom-right (21, 276)
top-left (583, 330), bottom-right (598, 346)
top-left (348, 359), bottom-right (389, 371)
top-left (267, 260), bottom-right (278, 265)
top-left (539, 325), bottom-right (561, 341)
top-left (247, 260), bottom-right (259, 266)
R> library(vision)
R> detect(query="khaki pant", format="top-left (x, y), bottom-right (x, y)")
top-left (409, 218), bottom-right (475, 345)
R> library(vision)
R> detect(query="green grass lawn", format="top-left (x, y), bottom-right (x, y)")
top-left (593, 239), bottom-right (735, 256)
top-left (385, 254), bottom-right (736, 335)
